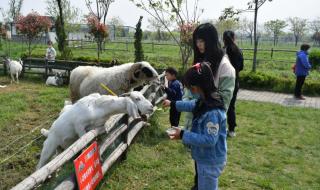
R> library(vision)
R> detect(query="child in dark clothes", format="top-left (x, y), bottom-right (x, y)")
top-left (164, 67), bottom-right (183, 127)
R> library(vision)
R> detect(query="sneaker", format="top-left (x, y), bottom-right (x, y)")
top-left (228, 131), bottom-right (236, 138)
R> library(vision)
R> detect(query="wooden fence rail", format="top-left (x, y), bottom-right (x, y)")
top-left (11, 73), bottom-right (166, 190)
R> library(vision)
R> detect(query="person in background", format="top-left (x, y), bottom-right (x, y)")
top-left (294, 44), bottom-right (312, 100)
top-left (223, 30), bottom-right (244, 138)
top-left (164, 67), bottom-right (183, 127)
top-left (45, 40), bottom-right (56, 73)
top-left (163, 62), bottom-right (227, 190)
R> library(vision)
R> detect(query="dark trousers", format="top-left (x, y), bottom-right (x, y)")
top-left (294, 76), bottom-right (306, 97)
top-left (227, 81), bottom-right (239, 132)
top-left (192, 162), bottom-right (198, 190)
top-left (169, 106), bottom-right (181, 127)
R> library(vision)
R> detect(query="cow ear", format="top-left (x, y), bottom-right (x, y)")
top-left (141, 67), bottom-right (153, 78)
top-left (126, 99), bottom-right (140, 119)
top-left (130, 63), bottom-right (142, 80)
top-left (134, 70), bottom-right (140, 78)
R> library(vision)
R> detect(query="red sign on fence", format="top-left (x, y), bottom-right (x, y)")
top-left (74, 141), bottom-right (103, 190)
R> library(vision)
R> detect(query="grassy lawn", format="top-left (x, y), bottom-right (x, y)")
top-left (0, 70), bottom-right (320, 189)
top-left (0, 75), bottom-right (69, 189)
top-left (100, 101), bottom-right (320, 190)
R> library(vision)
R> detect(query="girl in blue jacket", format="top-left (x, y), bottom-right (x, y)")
top-left (163, 62), bottom-right (227, 190)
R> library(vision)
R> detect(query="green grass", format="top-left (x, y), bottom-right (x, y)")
top-left (0, 54), bottom-right (320, 189)
top-left (98, 101), bottom-right (320, 190)
top-left (0, 75), bottom-right (320, 189)
top-left (0, 75), bottom-right (69, 189)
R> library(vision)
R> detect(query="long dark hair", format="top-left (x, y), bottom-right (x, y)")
top-left (223, 30), bottom-right (243, 73)
top-left (183, 62), bottom-right (224, 110)
top-left (193, 23), bottom-right (224, 75)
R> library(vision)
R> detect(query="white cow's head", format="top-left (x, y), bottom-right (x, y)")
top-left (121, 91), bottom-right (154, 119)
top-left (130, 61), bottom-right (159, 84)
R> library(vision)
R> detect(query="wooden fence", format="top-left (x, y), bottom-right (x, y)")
top-left (10, 73), bottom-right (166, 190)
top-left (1, 58), bottom-right (120, 81)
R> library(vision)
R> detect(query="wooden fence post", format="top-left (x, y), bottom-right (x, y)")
top-left (126, 41), bottom-right (128, 51)
top-left (121, 114), bottom-right (129, 161)
top-left (271, 48), bottom-right (274, 59)
top-left (3, 60), bottom-right (7, 75)
top-left (21, 58), bottom-right (25, 78)
top-left (45, 59), bottom-right (48, 79)
top-left (152, 42), bottom-right (154, 53)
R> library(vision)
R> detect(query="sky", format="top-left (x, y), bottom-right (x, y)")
top-left (0, 0), bottom-right (319, 29)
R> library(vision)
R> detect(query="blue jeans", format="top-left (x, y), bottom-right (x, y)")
top-left (197, 163), bottom-right (225, 190)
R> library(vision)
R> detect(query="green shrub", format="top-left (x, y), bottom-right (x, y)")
top-left (134, 16), bottom-right (144, 62)
top-left (309, 49), bottom-right (320, 70)
top-left (240, 71), bottom-right (320, 96)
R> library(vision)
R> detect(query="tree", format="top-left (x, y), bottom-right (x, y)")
top-left (15, 12), bottom-right (52, 57)
top-left (264, 19), bottom-right (287, 46)
top-left (107, 16), bottom-right (125, 38)
top-left (312, 32), bottom-right (320, 46)
top-left (46, 0), bottom-right (82, 34)
top-left (85, 0), bottom-right (114, 56)
top-left (148, 17), bottom-right (171, 41)
top-left (214, 18), bottom-right (239, 40)
top-left (86, 14), bottom-right (108, 62)
top-left (134, 16), bottom-right (144, 62)
top-left (85, 0), bottom-right (114, 25)
top-left (1, 0), bottom-right (24, 23)
top-left (0, 22), bottom-right (7, 50)
top-left (131, 0), bottom-right (203, 71)
top-left (54, 0), bottom-right (72, 59)
top-left (309, 18), bottom-right (320, 46)
top-left (288, 17), bottom-right (307, 47)
top-left (240, 18), bottom-right (254, 45)
top-left (220, 0), bottom-right (273, 72)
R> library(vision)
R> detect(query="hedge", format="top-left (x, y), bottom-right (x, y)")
top-left (309, 49), bottom-right (320, 70)
top-left (240, 71), bottom-right (320, 96)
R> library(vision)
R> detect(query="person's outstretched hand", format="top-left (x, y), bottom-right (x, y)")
top-left (169, 127), bottom-right (182, 140)
top-left (162, 99), bottom-right (171, 107)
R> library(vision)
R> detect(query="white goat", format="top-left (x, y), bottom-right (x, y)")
top-left (46, 72), bottom-right (64, 86)
top-left (37, 91), bottom-right (154, 169)
top-left (4, 58), bottom-right (23, 84)
top-left (69, 61), bottom-right (159, 103)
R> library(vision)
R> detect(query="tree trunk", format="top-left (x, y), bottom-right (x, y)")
top-left (28, 40), bottom-right (31, 57)
top-left (295, 35), bottom-right (298, 47)
top-left (56, 0), bottom-right (67, 58)
top-left (252, 0), bottom-right (258, 72)
top-left (97, 41), bottom-right (100, 63)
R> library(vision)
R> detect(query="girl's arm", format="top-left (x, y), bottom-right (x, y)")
top-left (217, 60), bottom-right (236, 110)
top-left (182, 111), bottom-right (222, 147)
top-left (219, 76), bottom-right (235, 110)
top-left (173, 100), bottom-right (196, 112)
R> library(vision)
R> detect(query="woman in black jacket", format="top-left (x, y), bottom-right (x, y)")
top-left (223, 30), bottom-right (244, 137)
